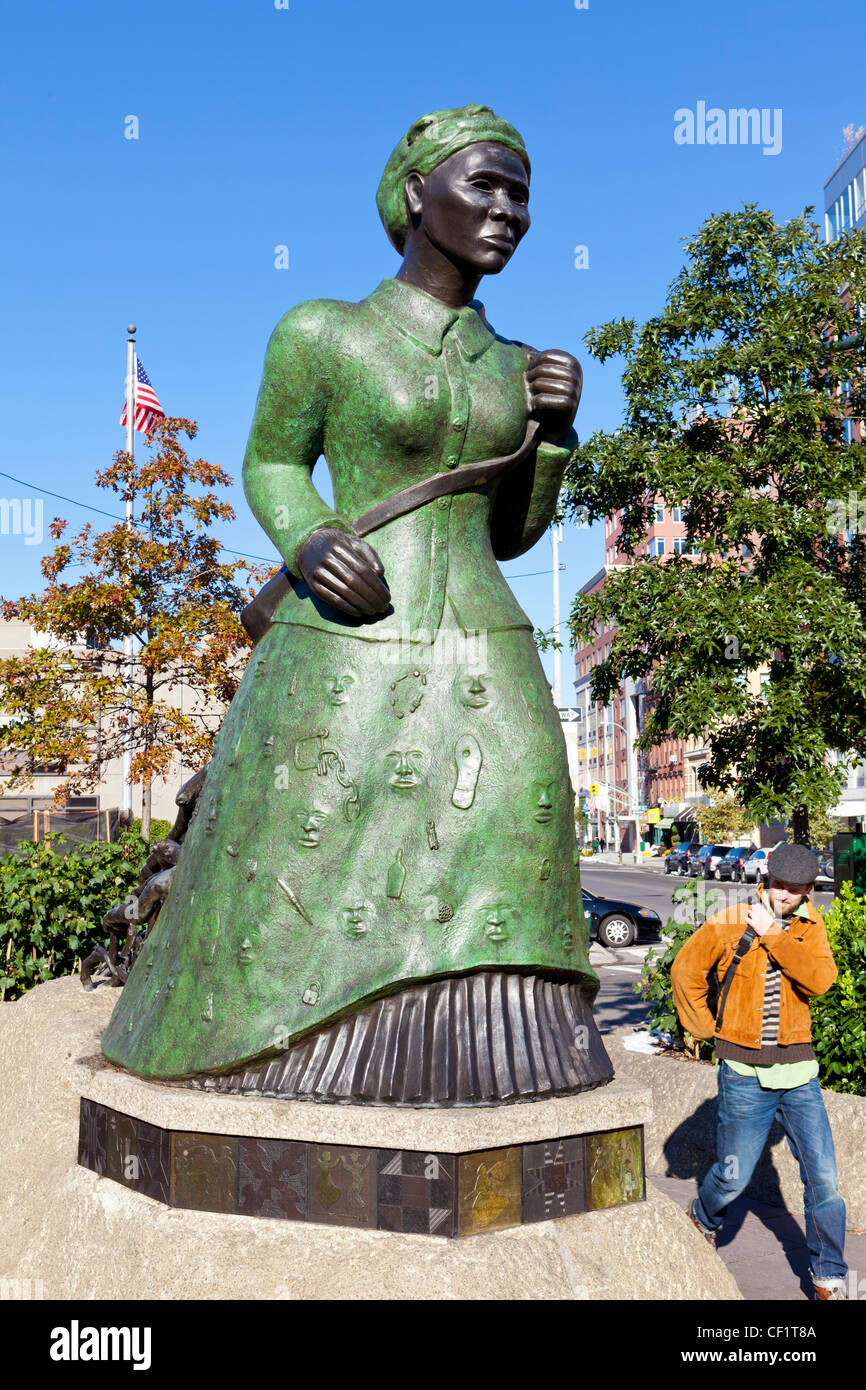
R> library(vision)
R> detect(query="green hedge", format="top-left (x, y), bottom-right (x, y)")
top-left (0, 832), bottom-right (147, 1001)
top-left (810, 882), bottom-right (866, 1096)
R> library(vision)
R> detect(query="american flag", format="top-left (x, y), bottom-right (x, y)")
top-left (120, 356), bottom-right (165, 434)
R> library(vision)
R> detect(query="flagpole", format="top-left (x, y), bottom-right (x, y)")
top-left (122, 326), bottom-right (136, 820)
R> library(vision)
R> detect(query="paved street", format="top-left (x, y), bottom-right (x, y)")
top-left (580, 858), bottom-right (862, 1302)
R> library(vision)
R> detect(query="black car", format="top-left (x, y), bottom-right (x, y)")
top-left (581, 889), bottom-right (663, 948)
top-left (678, 842), bottom-right (705, 876)
top-left (688, 844), bottom-right (732, 879)
top-left (664, 841), bottom-right (698, 875)
top-left (717, 846), bottom-right (751, 882)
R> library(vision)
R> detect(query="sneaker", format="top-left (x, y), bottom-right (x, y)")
top-left (687, 1199), bottom-right (717, 1248)
top-left (812, 1281), bottom-right (847, 1301)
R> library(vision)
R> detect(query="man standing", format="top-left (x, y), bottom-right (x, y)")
top-left (671, 842), bottom-right (848, 1299)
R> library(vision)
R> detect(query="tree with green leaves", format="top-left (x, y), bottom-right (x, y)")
top-left (565, 206), bottom-right (866, 843)
top-left (693, 793), bottom-right (753, 845)
top-left (0, 418), bottom-right (270, 842)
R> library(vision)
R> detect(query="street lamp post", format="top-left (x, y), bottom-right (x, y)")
top-left (599, 714), bottom-right (644, 864)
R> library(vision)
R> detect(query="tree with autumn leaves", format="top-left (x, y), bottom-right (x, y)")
top-left (0, 419), bottom-right (271, 841)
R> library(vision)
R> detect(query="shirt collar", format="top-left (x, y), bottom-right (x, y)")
top-left (757, 882), bottom-right (812, 924)
top-left (366, 277), bottom-right (496, 360)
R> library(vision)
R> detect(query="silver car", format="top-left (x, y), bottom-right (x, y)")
top-left (742, 848), bottom-right (771, 884)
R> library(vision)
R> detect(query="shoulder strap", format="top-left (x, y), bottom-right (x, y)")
top-left (351, 420), bottom-right (542, 537)
top-left (714, 925), bottom-right (756, 1032)
top-left (241, 420), bottom-right (543, 642)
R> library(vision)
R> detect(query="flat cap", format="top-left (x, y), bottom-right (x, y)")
top-left (766, 842), bottom-right (820, 885)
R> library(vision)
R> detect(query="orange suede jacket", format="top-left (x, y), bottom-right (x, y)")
top-left (670, 894), bottom-right (837, 1048)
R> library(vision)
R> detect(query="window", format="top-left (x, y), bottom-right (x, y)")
top-left (741, 542), bottom-right (753, 558)
top-left (671, 505), bottom-right (683, 523)
top-left (649, 537), bottom-right (666, 557)
top-left (653, 504), bottom-right (665, 524)
top-left (673, 537), bottom-right (687, 554)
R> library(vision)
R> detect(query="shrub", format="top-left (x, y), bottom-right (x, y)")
top-left (810, 882), bottom-right (866, 1096)
top-left (0, 831), bottom-right (147, 1001)
top-left (131, 817), bottom-right (172, 845)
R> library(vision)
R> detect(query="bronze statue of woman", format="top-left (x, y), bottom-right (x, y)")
top-left (102, 105), bottom-right (614, 1104)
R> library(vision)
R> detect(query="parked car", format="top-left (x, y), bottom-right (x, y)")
top-left (742, 848), bottom-right (771, 884)
top-left (678, 842), bottom-right (705, 876)
top-left (581, 889), bottom-right (662, 948)
top-left (815, 852), bottom-right (834, 892)
top-left (664, 841), bottom-right (698, 874)
top-left (688, 844), bottom-right (732, 879)
top-left (716, 846), bottom-right (751, 882)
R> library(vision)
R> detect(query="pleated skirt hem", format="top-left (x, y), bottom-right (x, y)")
top-left (187, 970), bottom-right (614, 1106)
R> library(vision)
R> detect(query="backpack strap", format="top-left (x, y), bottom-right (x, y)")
top-left (714, 925), bottom-right (757, 1032)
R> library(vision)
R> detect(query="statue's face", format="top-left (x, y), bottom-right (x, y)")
top-left (409, 142), bottom-right (530, 274)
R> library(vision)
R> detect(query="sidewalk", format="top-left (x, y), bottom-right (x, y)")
top-left (581, 850), bottom-right (666, 872)
top-left (648, 1173), bottom-right (866, 1300)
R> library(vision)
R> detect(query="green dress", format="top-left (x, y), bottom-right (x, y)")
top-left (102, 278), bottom-right (609, 1094)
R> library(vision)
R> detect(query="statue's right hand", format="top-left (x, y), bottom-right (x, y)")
top-left (296, 527), bottom-right (391, 617)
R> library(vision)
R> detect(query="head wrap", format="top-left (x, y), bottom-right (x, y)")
top-left (766, 842), bottom-right (820, 886)
top-left (376, 104), bottom-right (531, 254)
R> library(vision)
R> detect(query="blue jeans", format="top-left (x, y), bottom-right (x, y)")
top-left (694, 1061), bottom-right (847, 1282)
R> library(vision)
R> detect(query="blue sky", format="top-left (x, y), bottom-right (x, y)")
top-left (1, 0), bottom-right (862, 687)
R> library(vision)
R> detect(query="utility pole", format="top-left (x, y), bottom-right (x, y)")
top-left (122, 326), bottom-right (136, 821)
top-left (552, 523), bottom-right (563, 708)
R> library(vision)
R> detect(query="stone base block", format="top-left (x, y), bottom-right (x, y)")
top-left (0, 979), bottom-right (741, 1299)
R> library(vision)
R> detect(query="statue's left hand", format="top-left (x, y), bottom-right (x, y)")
top-left (526, 350), bottom-right (583, 445)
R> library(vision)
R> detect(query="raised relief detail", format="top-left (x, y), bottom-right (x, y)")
top-left (451, 734), bottom-right (482, 808)
top-left (530, 777), bottom-right (557, 824)
top-left (277, 876), bottom-right (314, 925)
top-left (421, 895), bottom-right (455, 924)
top-left (456, 670), bottom-right (492, 709)
top-left (386, 749), bottom-right (427, 794)
top-left (341, 902), bottom-right (376, 939)
top-left (388, 667), bottom-right (428, 718)
top-left (293, 729), bottom-right (360, 822)
top-left (519, 679), bottom-right (544, 724)
top-left (477, 901), bottom-right (516, 943)
top-left (426, 819), bottom-right (439, 850)
top-left (386, 848), bottom-right (406, 900)
top-left (296, 804), bottom-right (330, 849)
top-left (301, 979), bottom-right (321, 1007)
top-left (238, 937), bottom-right (256, 966)
top-left (325, 671), bottom-right (356, 706)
